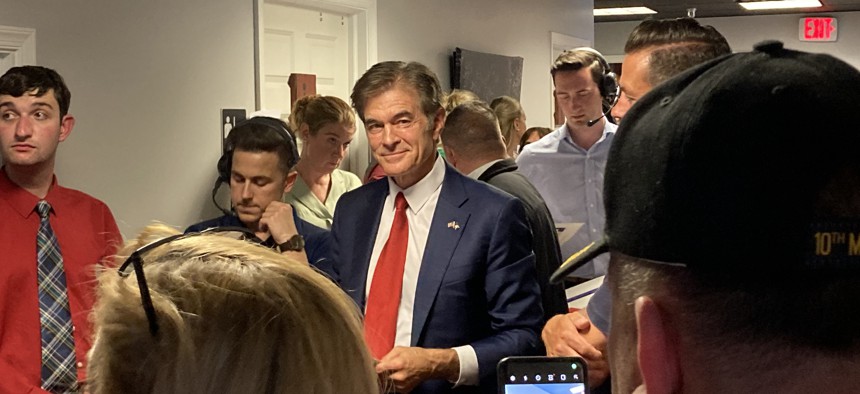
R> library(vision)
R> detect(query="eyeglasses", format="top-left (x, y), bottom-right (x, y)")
top-left (117, 226), bottom-right (262, 337)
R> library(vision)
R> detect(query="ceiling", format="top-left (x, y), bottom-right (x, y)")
top-left (594, 0), bottom-right (860, 22)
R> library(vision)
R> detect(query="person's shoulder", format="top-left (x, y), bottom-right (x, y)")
top-left (295, 214), bottom-right (329, 237)
top-left (334, 169), bottom-right (362, 190)
top-left (449, 167), bottom-right (518, 206)
top-left (340, 177), bottom-right (385, 203)
top-left (53, 184), bottom-right (114, 212)
top-left (185, 215), bottom-right (236, 233)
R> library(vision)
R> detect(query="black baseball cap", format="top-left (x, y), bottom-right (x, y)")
top-left (551, 41), bottom-right (860, 284)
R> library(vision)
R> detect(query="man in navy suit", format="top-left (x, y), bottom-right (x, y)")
top-left (331, 61), bottom-right (543, 393)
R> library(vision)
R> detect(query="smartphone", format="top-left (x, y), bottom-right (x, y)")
top-left (497, 356), bottom-right (588, 394)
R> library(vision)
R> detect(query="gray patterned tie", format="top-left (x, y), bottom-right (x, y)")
top-left (36, 200), bottom-right (78, 392)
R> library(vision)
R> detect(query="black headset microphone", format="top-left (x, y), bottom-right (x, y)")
top-left (585, 89), bottom-right (620, 127)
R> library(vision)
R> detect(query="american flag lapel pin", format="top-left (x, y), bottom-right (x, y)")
top-left (447, 221), bottom-right (460, 230)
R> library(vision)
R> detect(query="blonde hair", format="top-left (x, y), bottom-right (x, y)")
top-left (289, 95), bottom-right (355, 139)
top-left (87, 223), bottom-right (377, 394)
top-left (490, 96), bottom-right (525, 155)
top-left (443, 89), bottom-right (480, 114)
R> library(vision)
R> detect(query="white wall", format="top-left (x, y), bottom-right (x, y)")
top-left (0, 0), bottom-right (257, 237)
top-left (595, 11), bottom-right (860, 69)
top-left (377, 0), bottom-right (594, 129)
top-left (0, 1), bottom-right (593, 237)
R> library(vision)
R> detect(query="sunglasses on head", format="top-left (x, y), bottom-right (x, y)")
top-left (117, 226), bottom-right (263, 337)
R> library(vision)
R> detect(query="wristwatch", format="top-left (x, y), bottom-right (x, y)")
top-left (277, 234), bottom-right (305, 253)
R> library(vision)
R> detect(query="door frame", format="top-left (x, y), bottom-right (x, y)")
top-left (0, 25), bottom-right (36, 71)
top-left (254, 0), bottom-right (377, 175)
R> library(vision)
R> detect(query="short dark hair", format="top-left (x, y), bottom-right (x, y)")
top-left (611, 253), bottom-right (860, 356)
top-left (351, 61), bottom-right (444, 122)
top-left (550, 48), bottom-right (608, 90)
top-left (227, 118), bottom-right (297, 175)
top-left (624, 17), bottom-right (730, 55)
top-left (441, 101), bottom-right (505, 159)
top-left (0, 66), bottom-right (72, 118)
top-left (647, 42), bottom-right (730, 86)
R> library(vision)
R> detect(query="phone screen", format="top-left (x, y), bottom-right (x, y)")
top-left (497, 356), bottom-right (587, 394)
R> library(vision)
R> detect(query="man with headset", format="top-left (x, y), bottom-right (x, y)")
top-left (541, 18), bottom-right (731, 391)
top-left (517, 47), bottom-right (619, 280)
top-left (186, 117), bottom-right (331, 270)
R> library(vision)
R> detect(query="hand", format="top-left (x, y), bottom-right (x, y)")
top-left (542, 311), bottom-right (609, 387)
top-left (259, 201), bottom-right (299, 244)
top-left (259, 201), bottom-right (308, 265)
top-left (376, 347), bottom-right (459, 393)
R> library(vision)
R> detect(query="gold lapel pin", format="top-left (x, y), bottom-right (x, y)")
top-left (447, 221), bottom-right (460, 230)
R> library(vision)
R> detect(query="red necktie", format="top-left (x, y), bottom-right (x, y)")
top-left (364, 192), bottom-right (409, 359)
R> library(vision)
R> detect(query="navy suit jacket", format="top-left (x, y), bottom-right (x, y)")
top-left (330, 163), bottom-right (543, 394)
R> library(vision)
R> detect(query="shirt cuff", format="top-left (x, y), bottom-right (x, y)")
top-left (586, 281), bottom-right (612, 335)
top-left (452, 345), bottom-right (479, 386)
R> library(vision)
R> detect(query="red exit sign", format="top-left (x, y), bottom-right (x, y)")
top-left (799, 17), bottom-right (838, 42)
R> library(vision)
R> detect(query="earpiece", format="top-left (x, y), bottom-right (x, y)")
top-left (569, 47), bottom-right (619, 106)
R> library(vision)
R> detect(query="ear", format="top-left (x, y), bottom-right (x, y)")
top-left (635, 296), bottom-right (681, 394)
top-left (283, 170), bottom-right (298, 193)
top-left (59, 114), bottom-right (75, 142)
top-left (442, 145), bottom-right (456, 166)
top-left (299, 123), bottom-right (310, 141)
top-left (431, 107), bottom-right (445, 143)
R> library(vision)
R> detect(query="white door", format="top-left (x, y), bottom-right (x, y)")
top-left (257, 0), bottom-right (377, 176)
top-left (259, 3), bottom-right (350, 120)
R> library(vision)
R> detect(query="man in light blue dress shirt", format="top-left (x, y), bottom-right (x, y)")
top-left (517, 47), bottom-right (618, 279)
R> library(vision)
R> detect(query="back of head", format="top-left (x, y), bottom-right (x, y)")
top-left (225, 117), bottom-right (298, 175)
top-left (441, 101), bottom-right (506, 160)
top-left (624, 17), bottom-right (730, 55)
top-left (489, 96), bottom-right (524, 146)
top-left (288, 94), bottom-right (355, 138)
top-left (351, 61), bottom-right (444, 122)
top-left (88, 223), bottom-right (377, 394)
top-left (443, 89), bottom-right (480, 114)
top-left (625, 18), bottom-right (731, 88)
top-left (0, 65), bottom-right (71, 117)
top-left (604, 41), bottom-right (860, 390)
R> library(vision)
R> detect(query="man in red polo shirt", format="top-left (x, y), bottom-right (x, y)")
top-left (0, 66), bottom-right (122, 393)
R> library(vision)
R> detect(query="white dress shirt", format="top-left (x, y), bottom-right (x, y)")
top-left (365, 156), bottom-right (479, 386)
top-left (516, 121), bottom-right (617, 277)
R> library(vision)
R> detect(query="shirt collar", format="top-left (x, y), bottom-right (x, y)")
top-left (466, 158), bottom-right (505, 180)
top-left (0, 167), bottom-right (59, 218)
top-left (561, 121), bottom-right (617, 151)
top-left (386, 155), bottom-right (445, 214)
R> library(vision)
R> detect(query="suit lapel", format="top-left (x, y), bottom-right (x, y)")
top-left (411, 165), bottom-right (471, 346)
top-left (351, 179), bottom-right (388, 309)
